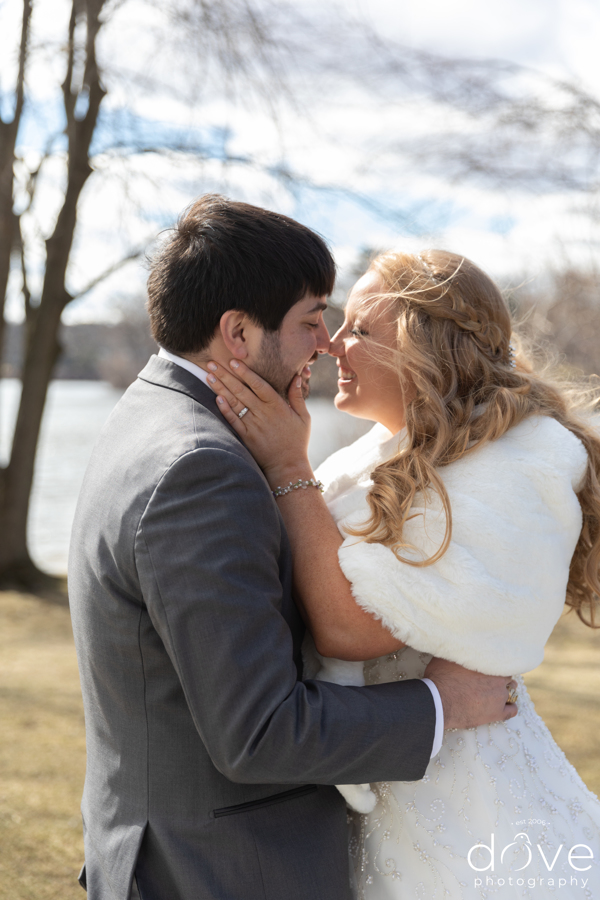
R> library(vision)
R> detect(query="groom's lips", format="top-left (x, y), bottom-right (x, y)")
top-left (295, 364), bottom-right (312, 380)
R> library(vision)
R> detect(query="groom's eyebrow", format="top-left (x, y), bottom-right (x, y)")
top-left (307, 301), bottom-right (328, 313)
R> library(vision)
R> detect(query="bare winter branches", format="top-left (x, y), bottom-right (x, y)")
top-left (0, 0), bottom-right (599, 582)
top-left (0, 0), bottom-right (111, 579)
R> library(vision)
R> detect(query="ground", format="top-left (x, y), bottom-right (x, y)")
top-left (1, 590), bottom-right (599, 900)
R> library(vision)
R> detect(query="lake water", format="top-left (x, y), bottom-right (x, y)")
top-left (0, 379), bottom-right (371, 575)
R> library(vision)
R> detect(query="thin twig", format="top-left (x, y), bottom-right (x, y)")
top-left (70, 247), bottom-right (146, 300)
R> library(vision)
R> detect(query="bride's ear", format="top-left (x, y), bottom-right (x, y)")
top-left (219, 309), bottom-right (259, 360)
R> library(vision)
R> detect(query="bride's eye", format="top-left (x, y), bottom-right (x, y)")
top-left (350, 326), bottom-right (369, 337)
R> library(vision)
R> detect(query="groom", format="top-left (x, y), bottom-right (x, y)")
top-left (69, 194), bottom-right (517, 900)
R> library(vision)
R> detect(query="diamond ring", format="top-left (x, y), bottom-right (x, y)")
top-left (238, 407), bottom-right (249, 419)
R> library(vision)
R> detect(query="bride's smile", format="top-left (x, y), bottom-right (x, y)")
top-left (329, 268), bottom-right (412, 435)
top-left (336, 365), bottom-right (356, 383)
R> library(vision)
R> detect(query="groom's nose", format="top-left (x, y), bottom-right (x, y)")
top-left (315, 318), bottom-right (331, 353)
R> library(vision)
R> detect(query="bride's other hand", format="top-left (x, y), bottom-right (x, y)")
top-left (425, 656), bottom-right (518, 730)
top-left (206, 360), bottom-right (312, 487)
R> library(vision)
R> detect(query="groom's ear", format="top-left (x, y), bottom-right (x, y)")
top-left (219, 309), bottom-right (261, 360)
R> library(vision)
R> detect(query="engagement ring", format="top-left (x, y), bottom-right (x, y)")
top-left (238, 407), bottom-right (249, 419)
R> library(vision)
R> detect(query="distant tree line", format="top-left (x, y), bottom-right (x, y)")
top-left (0, 303), bottom-right (346, 396)
top-left (514, 269), bottom-right (600, 378)
top-left (2, 267), bottom-right (597, 400)
top-left (1, 321), bottom-right (156, 388)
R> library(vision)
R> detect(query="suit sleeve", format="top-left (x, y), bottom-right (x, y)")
top-left (135, 444), bottom-right (435, 785)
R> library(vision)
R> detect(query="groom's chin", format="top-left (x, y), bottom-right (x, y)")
top-left (288, 374), bottom-right (311, 400)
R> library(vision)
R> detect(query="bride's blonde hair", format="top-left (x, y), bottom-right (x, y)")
top-left (347, 249), bottom-right (600, 626)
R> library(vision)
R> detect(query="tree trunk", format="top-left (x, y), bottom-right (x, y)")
top-left (0, 301), bottom-right (63, 576)
top-left (0, 0), bottom-right (32, 364)
top-left (0, 0), bottom-right (106, 585)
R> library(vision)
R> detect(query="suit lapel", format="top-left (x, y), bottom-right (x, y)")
top-left (137, 354), bottom-right (242, 443)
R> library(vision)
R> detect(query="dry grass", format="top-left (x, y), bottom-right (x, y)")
top-left (523, 610), bottom-right (600, 797)
top-left (0, 592), bottom-right (599, 899)
top-left (0, 591), bottom-right (85, 900)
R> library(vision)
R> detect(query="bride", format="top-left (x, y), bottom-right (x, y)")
top-left (205, 249), bottom-right (600, 898)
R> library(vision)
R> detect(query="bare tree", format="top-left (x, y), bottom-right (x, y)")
top-left (2, 0), bottom-right (600, 588)
top-left (0, 0), bottom-right (309, 586)
top-left (0, 0), bottom-right (108, 585)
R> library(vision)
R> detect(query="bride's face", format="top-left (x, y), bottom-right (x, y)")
top-left (329, 270), bottom-right (410, 434)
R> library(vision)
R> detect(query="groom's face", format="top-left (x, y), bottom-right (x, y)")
top-left (253, 294), bottom-right (331, 398)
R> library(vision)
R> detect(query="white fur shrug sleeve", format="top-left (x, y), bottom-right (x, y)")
top-left (314, 415), bottom-right (588, 677)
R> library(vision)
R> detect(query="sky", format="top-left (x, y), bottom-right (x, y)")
top-left (1, 0), bottom-right (599, 322)
top-left (291, 0), bottom-right (600, 278)
top-left (359, 0), bottom-right (598, 81)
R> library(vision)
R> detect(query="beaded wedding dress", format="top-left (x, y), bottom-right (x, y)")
top-left (309, 417), bottom-right (600, 899)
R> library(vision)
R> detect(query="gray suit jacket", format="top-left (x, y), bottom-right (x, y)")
top-left (69, 356), bottom-right (435, 900)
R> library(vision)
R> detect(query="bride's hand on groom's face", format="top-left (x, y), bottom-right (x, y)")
top-left (205, 360), bottom-right (313, 488)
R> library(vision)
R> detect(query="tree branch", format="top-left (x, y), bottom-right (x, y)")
top-left (13, 0), bottom-right (33, 132)
top-left (17, 216), bottom-right (33, 321)
top-left (61, 1), bottom-right (77, 132)
top-left (47, 0), bottom-right (108, 309)
top-left (70, 246), bottom-right (146, 301)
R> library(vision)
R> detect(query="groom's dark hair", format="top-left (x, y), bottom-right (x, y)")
top-left (147, 194), bottom-right (336, 353)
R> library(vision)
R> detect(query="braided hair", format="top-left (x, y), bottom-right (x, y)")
top-left (345, 249), bottom-right (600, 626)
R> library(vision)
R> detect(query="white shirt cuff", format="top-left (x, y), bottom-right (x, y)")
top-left (421, 678), bottom-right (444, 758)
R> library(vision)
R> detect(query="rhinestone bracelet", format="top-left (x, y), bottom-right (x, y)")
top-left (272, 478), bottom-right (325, 498)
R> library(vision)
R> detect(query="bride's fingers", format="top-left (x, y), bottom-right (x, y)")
top-left (228, 359), bottom-right (281, 402)
top-left (215, 395), bottom-right (248, 434)
top-left (287, 376), bottom-right (310, 423)
top-left (207, 359), bottom-right (278, 404)
top-left (206, 376), bottom-right (246, 414)
top-left (503, 677), bottom-right (519, 720)
top-left (207, 363), bottom-right (259, 409)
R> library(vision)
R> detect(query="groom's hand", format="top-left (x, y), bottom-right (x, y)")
top-left (424, 656), bottom-right (518, 730)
